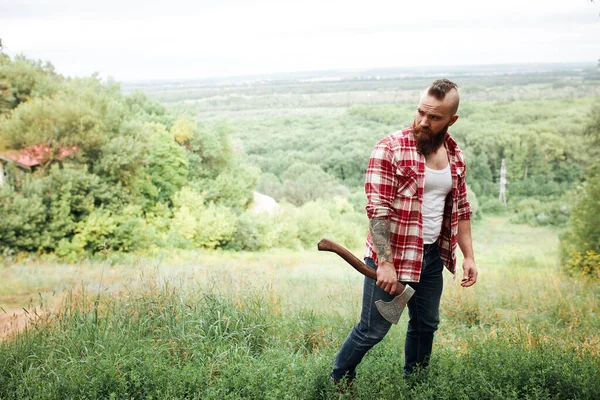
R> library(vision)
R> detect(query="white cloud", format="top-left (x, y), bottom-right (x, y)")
top-left (1, 0), bottom-right (598, 80)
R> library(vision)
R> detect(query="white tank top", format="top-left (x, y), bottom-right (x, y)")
top-left (422, 164), bottom-right (452, 244)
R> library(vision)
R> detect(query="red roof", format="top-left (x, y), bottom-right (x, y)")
top-left (0, 145), bottom-right (78, 168)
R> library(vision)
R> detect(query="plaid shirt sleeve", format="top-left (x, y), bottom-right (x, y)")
top-left (456, 155), bottom-right (472, 221)
top-left (365, 140), bottom-right (397, 219)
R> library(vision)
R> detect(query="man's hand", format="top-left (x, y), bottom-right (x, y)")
top-left (376, 261), bottom-right (398, 295)
top-left (461, 257), bottom-right (478, 287)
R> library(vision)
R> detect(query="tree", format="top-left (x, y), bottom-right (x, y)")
top-left (186, 121), bottom-right (235, 180)
top-left (0, 76), bottom-right (112, 165)
top-left (560, 164), bottom-right (600, 278)
top-left (584, 102), bottom-right (600, 149)
top-left (560, 105), bottom-right (600, 278)
top-left (171, 115), bottom-right (196, 144)
top-left (280, 163), bottom-right (349, 206)
top-left (134, 122), bottom-right (189, 205)
top-left (0, 54), bottom-right (61, 113)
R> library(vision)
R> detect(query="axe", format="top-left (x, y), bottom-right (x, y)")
top-left (317, 238), bottom-right (415, 324)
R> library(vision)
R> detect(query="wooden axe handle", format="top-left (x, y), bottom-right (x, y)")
top-left (317, 238), bottom-right (406, 295)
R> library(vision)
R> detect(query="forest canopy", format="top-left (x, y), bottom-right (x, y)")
top-left (1, 51), bottom-right (599, 277)
top-left (0, 54), bottom-right (367, 259)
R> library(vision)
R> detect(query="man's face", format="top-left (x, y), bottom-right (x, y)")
top-left (413, 92), bottom-right (459, 155)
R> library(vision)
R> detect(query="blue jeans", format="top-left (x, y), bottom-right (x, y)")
top-left (331, 242), bottom-right (444, 380)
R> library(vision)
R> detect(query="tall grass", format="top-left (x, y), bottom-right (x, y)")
top-left (1, 217), bottom-right (599, 399)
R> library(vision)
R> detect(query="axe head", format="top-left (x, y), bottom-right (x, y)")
top-left (375, 285), bottom-right (415, 324)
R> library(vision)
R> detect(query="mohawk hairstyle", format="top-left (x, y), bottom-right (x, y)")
top-left (427, 79), bottom-right (459, 114)
top-left (427, 79), bottom-right (458, 99)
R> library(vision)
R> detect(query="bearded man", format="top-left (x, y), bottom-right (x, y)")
top-left (331, 79), bottom-right (478, 387)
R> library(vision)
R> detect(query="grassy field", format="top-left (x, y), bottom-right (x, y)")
top-left (1, 216), bottom-right (599, 399)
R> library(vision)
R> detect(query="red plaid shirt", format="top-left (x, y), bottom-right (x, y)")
top-left (364, 126), bottom-right (471, 283)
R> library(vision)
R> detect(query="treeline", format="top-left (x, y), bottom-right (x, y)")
top-left (1, 52), bottom-right (598, 277)
top-left (232, 98), bottom-right (597, 224)
top-left (130, 64), bottom-right (600, 105)
top-left (160, 83), bottom-right (600, 115)
top-left (0, 54), bottom-right (367, 260)
top-left (226, 87), bottom-right (600, 277)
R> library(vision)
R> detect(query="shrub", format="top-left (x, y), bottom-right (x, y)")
top-left (479, 197), bottom-right (507, 214)
top-left (562, 249), bottom-right (600, 279)
top-left (466, 185), bottom-right (482, 220)
top-left (347, 189), bottom-right (367, 215)
top-left (509, 197), bottom-right (569, 226)
top-left (144, 202), bottom-right (172, 247)
top-left (280, 163), bottom-right (349, 206)
top-left (227, 213), bottom-right (265, 251)
top-left (294, 198), bottom-right (365, 250)
top-left (256, 172), bottom-right (284, 200)
top-left (110, 205), bottom-right (153, 252)
top-left (0, 181), bottom-right (47, 252)
top-left (54, 206), bottom-right (156, 260)
top-left (560, 164), bottom-right (600, 278)
top-left (196, 165), bottom-right (259, 210)
top-left (0, 164), bottom-right (126, 253)
top-left (169, 187), bottom-right (237, 249)
top-left (227, 212), bottom-right (298, 251)
top-left (137, 122), bottom-right (189, 205)
top-left (71, 209), bottom-right (116, 254)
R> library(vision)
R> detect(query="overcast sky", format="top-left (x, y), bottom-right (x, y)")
top-left (1, 0), bottom-right (599, 82)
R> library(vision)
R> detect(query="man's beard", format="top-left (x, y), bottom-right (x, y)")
top-left (413, 121), bottom-right (449, 156)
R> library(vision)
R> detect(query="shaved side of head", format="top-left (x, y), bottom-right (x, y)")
top-left (425, 79), bottom-right (460, 116)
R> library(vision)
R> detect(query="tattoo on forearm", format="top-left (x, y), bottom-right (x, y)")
top-left (369, 218), bottom-right (392, 263)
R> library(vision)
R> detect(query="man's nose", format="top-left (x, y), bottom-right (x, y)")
top-left (420, 117), bottom-right (429, 126)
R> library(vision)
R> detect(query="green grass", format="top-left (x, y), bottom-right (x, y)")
top-left (1, 217), bottom-right (599, 399)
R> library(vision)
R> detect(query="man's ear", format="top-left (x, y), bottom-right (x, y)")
top-left (448, 115), bottom-right (459, 127)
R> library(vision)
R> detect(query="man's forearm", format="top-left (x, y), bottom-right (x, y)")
top-left (458, 219), bottom-right (478, 287)
top-left (369, 218), bottom-right (393, 263)
top-left (370, 217), bottom-right (398, 293)
top-left (457, 219), bottom-right (474, 259)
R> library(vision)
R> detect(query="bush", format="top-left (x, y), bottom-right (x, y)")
top-left (71, 209), bottom-right (116, 254)
top-left (169, 187), bottom-right (237, 249)
top-left (280, 163), bottom-right (349, 206)
top-left (54, 205), bottom-right (157, 260)
top-left (256, 172), bottom-right (284, 200)
top-left (562, 248), bottom-right (600, 279)
top-left (508, 197), bottom-right (569, 226)
top-left (479, 197), bottom-right (507, 214)
top-left (466, 185), bottom-right (482, 220)
top-left (227, 211), bottom-right (299, 251)
top-left (293, 198), bottom-right (365, 250)
top-left (197, 165), bottom-right (259, 210)
top-left (227, 213), bottom-right (265, 251)
top-left (0, 164), bottom-right (127, 254)
top-left (110, 205), bottom-right (153, 252)
top-left (347, 189), bottom-right (367, 215)
top-left (0, 181), bottom-right (47, 252)
top-left (560, 164), bottom-right (600, 278)
top-left (137, 122), bottom-right (189, 205)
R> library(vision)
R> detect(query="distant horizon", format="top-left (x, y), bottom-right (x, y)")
top-left (118, 60), bottom-right (598, 85)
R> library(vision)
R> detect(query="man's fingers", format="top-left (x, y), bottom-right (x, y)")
top-left (390, 281), bottom-right (397, 295)
top-left (376, 279), bottom-right (397, 295)
top-left (376, 265), bottom-right (398, 294)
top-left (461, 269), bottom-right (478, 287)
